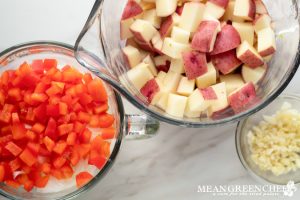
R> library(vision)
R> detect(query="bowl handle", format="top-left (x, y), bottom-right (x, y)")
top-left (125, 115), bottom-right (159, 139)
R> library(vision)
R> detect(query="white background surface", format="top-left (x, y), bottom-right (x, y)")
top-left (1, 0), bottom-right (300, 199)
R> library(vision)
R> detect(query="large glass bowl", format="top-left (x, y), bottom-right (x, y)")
top-left (0, 41), bottom-right (149, 200)
top-left (75, 0), bottom-right (300, 127)
top-left (236, 94), bottom-right (300, 185)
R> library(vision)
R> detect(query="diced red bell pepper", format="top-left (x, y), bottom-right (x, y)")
top-left (5, 141), bottom-right (22, 156)
top-left (9, 158), bottom-right (21, 171)
top-left (44, 118), bottom-right (58, 141)
top-left (43, 59), bottom-right (57, 70)
top-left (27, 142), bottom-right (40, 155)
top-left (91, 136), bottom-right (104, 152)
top-left (101, 127), bottom-right (116, 140)
top-left (53, 156), bottom-right (67, 169)
top-left (61, 164), bottom-right (73, 179)
top-left (33, 103), bottom-right (47, 122)
top-left (26, 130), bottom-right (36, 141)
top-left (66, 132), bottom-right (77, 145)
top-left (25, 107), bottom-right (35, 122)
top-left (46, 104), bottom-right (60, 118)
top-left (0, 90), bottom-right (5, 105)
top-left (41, 162), bottom-right (51, 174)
top-left (87, 79), bottom-right (108, 103)
top-left (88, 150), bottom-right (107, 169)
top-left (58, 123), bottom-right (74, 136)
top-left (79, 128), bottom-right (92, 143)
top-left (24, 181), bottom-right (34, 192)
top-left (59, 102), bottom-right (68, 115)
top-left (53, 141), bottom-right (67, 155)
top-left (19, 148), bottom-right (37, 167)
top-left (43, 136), bottom-right (55, 152)
top-left (70, 149), bottom-right (80, 166)
top-left (77, 111), bottom-right (91, 123)
top-left (11, 121), bottom-right (26, 140)
top-left (31, 123), bottom-right (45, 134)
top-left (78, 93), bottom-right (93, 106)
top-left (31, 59), bottom-right (44, 74)
top-left (31, 93), bottom-right (48, 103)
top-left (98, 114), bottom-right (115, 128)
top-left (34, 82), bottom-right (49, 93)
top-left (46, 85), bottom-right (63, 96)
top-left (8, 88), bottom-right (22, 102)
top-left (0, 104), bottom-right (15, 123)
top-left (83, 73), bottom-right (93, 84)
top-left (94, 103), bottom-right (108, 114)
top-left (76, 144), bottom-right (91, 158)
top-left (76, 171), bottom-right (93, 188)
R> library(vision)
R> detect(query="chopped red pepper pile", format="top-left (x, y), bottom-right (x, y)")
top-left (0, 59), bottom-right (115, 191)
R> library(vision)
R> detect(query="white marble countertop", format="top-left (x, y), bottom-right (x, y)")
top-left (1, 0), bottom-right (300, 199)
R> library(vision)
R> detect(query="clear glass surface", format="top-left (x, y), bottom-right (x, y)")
top-left (236, 94), bottom-right (300, 185)
top-left (75, 0), bottom-right (300, 127)
top-left (0, 42), bottom-right (158, 199)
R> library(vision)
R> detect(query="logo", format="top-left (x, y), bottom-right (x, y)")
top-left (284, 181), bottom-right (297, 197)
top-left (197, 181), bottom-right (297, 197)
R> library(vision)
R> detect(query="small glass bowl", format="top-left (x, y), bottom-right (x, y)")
top-left (236, 94), bottom-right (300, 185)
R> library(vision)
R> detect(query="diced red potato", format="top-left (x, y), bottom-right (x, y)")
top-left (228, 82), bottom-right (257, 113)
top-left (236, 41), bottom-right (264, 68)
top-left (119, 0), bottom-right (274, 119)
top-left (161, 38), bottom-right (191, 59)
top-left (241, 64), bottom-right (266, 84)
top-left (184, 89), bottom-right (210, 118)
top-left (142, 9), bottom-right (162, 29)
top-left (121, 0), bottom-right (143, 20)
top-left (156, 0), bottom-right (178, 17)
top-left (151, 32), bottom-right (164, 54)
top-left (232, 22), bottom-right (254, 46)
top-left (125, 37), bottom-right (140, 48)
top-left (142, 55), bottom-right (158, 76)
top-left (159, 13), bottom-right (180, 38)
top-left (165, 93), bottom-right (188, 118)
top-left (178, 2), bottom-right (205, 33)
top-left (255, 0), bottom-right (268, 14)
top-left (130, 19), bottom-right (158, 43)
top-left (203, 1), bottom-right (226, 19)
top-left (257, 27), bottom-right (276, 57)
top-left (140, 78), bottom-right (160, 102)
top-left (154, 55), bottom-right (171, 72)
top-left (122, 45), bottom-right (142, 68)
top-left (200, 87), bottom-right (218, 100)
top-left (254, 14), bottom-right (271, 33)
top-left (219, 74), bottom-right (245, 94)
top-left (171, 26), bottom-right (190, 44)
top-left (211, 49), bottom-right (242, 75)
top-left (210, 25), bottom-right (241, 55)
top-left (162, 71), bottom-right (182, 92)
top-left (207, 82), bottom-right (228, 115)
top-left (125, 62), bottom-right (154, 90)
top-left (221, 1), bottom-right (245, 22)
top-left (177, 77), bottom-right (196, 96)
top-left (233, 0), bottom-right (256, 21)
top-left (195, 62), bottom-right (217, 89)
top-left (182, 51), bottom-right (208, 80)
top-left (191, 20), bottom-right (220, 53)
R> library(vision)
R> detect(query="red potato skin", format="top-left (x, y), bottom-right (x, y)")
top-left (210, 25), bottom-right (241, 55)
top-left (248, 0), bottom-right (256, 20)
top-left (228, 82), bottom-right (257, 113)
top-left (121, 1), bottom-right (143, 20)
top-left (159, 16), bottom-right (175, 38)
top-left (200, 87), bottom-right (217, 100)
top-left (238, 50), bottom-right (264, 68)
top-left (211, 49), bottom-right (242, 75)
top-left (176, 6), bottom-right (184, 15)
top-left (191, 21), bottom-right (220, 53)
top-left (258, 47), bottom-right (275, 57)
top-left (209, 0), bottom-right (229, 8)
top-left (156, 61), bottom-right (171, 72)
top-left (182, 51), bottom-right (208, 80)
top-left (140, 79), bottom-right (160, 102)
top-left (211, 107), bottom-right (235, 120)
top-left (130, 29), bottom-right (148, 43)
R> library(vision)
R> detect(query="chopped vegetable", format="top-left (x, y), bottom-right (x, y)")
top-left (0, 59), bottom-right (115, 192)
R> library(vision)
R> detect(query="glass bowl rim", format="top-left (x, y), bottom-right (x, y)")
top-left (0, 41), bottom-right (125, 200)
top-left (235, 94), bottom-right (300, 185)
